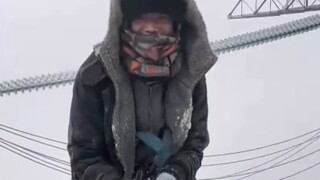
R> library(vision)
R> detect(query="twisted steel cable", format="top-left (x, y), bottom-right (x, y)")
top-left (212, 14), bottom-right (320, 54)
top-left (0, 71), bottom-right (76, 97)
top-left (0, 14), bottom-right (320, 97)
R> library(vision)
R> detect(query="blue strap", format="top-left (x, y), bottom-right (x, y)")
top-left (136, 131), bottom-right (176, 167)
top-left (136, 132), bottom-right (164, 153)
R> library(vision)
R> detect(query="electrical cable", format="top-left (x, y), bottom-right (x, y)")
top-left (204, 127), bottom-right (320, 157)
top-left (278, 160), bottom-right (320, 180)
top-left (0, 140), bottom-right (70, 172)
top-left (198, 147), bottom-right (320, 179)
top-left (234, 131), bottom-right (320, 179)
top-left (2, 123), bottom-right (320, 166)
top-left (0, 138), bottom-right (69, 166)
top-left (220, 133), bottom-right (320, 178)
top-left (0, 124), bottom-right (67, 145)
top-left (0, 144), bottom-right (71, 175)
top-left (202, 134), bottom-right (320, 166)
top-left (0, 127), bottom-right (66, 151)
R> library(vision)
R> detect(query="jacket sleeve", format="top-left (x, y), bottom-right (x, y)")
top-left (163, 76), bottom-right (210, 180)
top-left (67, 53), bottom-right (123, 180)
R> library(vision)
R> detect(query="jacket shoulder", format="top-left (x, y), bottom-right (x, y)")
top-left (78, 52), bottom-right (109, 86)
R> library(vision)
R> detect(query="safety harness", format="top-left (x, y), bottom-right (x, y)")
top-left (133, 130), bottom-right (177, 180)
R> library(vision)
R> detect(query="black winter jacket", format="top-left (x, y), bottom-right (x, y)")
top-left (68, 53), bottom-right (211, 180)
top-left (68, 0), bottom-right (218, 179)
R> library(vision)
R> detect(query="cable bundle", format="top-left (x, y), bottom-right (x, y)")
top-left (1, 124), bottom-right (320, 179)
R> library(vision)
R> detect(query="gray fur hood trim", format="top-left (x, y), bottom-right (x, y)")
top-left (94, 0), bottom-right (218, 179)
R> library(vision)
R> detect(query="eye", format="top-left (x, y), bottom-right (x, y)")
top-left (132, 19), bottom-right (143, 24)
top-left (159, 15), bottom-right (171, 21)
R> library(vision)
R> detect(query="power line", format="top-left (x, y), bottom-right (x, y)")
top-left (202, 134), bottom-right (320, 167)
top-left (204, 127), bottom-right (320, 157)
top-left (1, 125), bottom-right (319, 178)
top-left (198, 148), bottom-right (320, 179)
top-left (217, 133), bottom-right (320, 178)
top-left (2, 123), bottom-right (320, 163)
top-left (278, 161), bottom-right (320, 180)
top-left (234, 132), bottom-right (320, 179)
top-left (0, 127), bottom-right (66, 151)
top-left (0, 140), bottom-right (70, 172)
top-left (2, 141), bottom-right (319, 179)
top-left (0, 124), bottom-right (67, 145)
top-left (0, 144), bottom-right (71, 176)
top-left (0, 138), bottom-right (69, 166)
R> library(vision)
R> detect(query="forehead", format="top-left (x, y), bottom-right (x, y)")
top-left (138, 13), bottom-right (172, 20)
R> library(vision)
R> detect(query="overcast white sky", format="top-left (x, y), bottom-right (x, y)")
top-left (1, 0), bottom-right (320, 179)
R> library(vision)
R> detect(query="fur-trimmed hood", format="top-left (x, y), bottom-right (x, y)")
top-left (93, 0), bottom-right (218, 179)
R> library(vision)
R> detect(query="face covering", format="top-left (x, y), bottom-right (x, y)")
top-left (121, 29), bottom-right (181, 78)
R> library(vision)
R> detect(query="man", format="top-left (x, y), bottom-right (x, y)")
top-left (67, 0), bottom-right (218, 179)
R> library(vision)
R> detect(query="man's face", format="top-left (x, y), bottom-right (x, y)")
top-left (131, 13), bottom-right (174, 35)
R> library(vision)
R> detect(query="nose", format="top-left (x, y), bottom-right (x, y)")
top-left (142, 22), bottom-right (159, 35)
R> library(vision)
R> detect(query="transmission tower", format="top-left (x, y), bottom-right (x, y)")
top-left (229, 0), bottom-right (320, 19)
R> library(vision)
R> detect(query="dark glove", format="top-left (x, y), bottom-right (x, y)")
top-left (158, 163), bottom-right (187, 180)
top-left (161, 150), bottom-right (202, 180)
top-left (155, 173), bottom-right (177, 180)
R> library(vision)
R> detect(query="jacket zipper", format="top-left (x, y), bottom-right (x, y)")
top-left (148, 85), bottom-right (153, 132)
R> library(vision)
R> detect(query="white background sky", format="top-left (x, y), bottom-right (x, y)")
top-left (1, 0), bottom-right (320, 179)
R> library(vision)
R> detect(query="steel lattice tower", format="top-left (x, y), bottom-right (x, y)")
top-left (229, 0), bottom-right (320, 19)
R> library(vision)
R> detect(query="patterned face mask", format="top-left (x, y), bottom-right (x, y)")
top-left (121, 29), bottom-right (180, 77)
